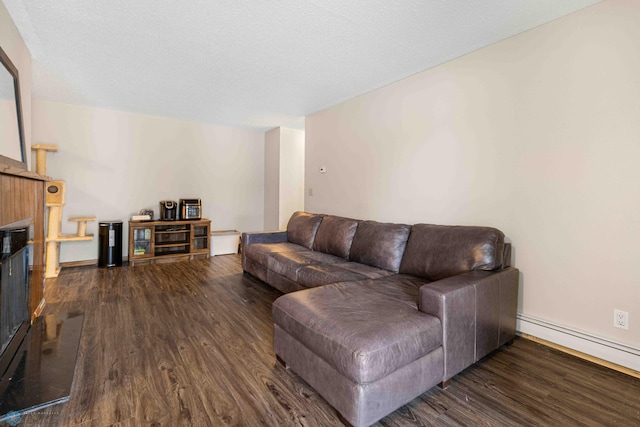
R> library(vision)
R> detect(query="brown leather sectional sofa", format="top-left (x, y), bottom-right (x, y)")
top-left (242, 211), bottom-right (519, 426)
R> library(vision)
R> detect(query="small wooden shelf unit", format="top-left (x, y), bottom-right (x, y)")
top-left (128, 219), bottom-right (211, 266)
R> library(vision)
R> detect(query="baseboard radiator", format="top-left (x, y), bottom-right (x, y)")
top-left (517, 313), bottom-right (640, 376)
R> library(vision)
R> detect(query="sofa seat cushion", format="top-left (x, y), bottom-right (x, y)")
top-left (296, 264), bottom-right (369, 288)
top-left (273, 280), bottom-right (442, 384)
top-left (267, 251), bottom-right (344, 281)
top-left (366, 274), bottom-right (432, 307)
top-left (349, 221), bottom-right (411, 273)
top-left (334, 262), bottom-right (396, 280)
top-left (244, 242), bottom-right (309, 267)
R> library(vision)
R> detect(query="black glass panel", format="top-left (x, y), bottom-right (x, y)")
top-left (0, 311), bottom-right (84, 421)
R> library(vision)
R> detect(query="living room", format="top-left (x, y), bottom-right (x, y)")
top-left (1, 0), bottom-right (639, 425)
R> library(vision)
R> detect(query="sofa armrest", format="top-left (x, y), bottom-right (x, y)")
top-left (241, 231), bottom-right (288, 271)
top-left (242, 230), bottom-right (288, 246)
top-left (418, 267), bottom-right (519, 381)
top-left (502, 242), bottom-right (512, 268)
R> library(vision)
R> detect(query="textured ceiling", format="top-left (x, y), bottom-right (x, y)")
top-left (3, 0), bottom-right (600, 131)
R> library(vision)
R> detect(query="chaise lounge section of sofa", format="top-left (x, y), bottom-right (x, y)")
top-left (242, 211), bottom-right (519, 426)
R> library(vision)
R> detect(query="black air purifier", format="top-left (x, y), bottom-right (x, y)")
top-left (98, 221), bottom-right (123, 267)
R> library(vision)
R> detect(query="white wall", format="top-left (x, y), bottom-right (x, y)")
top-left (0, 100), bottom-right (22, 160)
top-left (32, 100), bottom-right (264, 261)
top-left (278, 127), bottom-right (305, 229)
top-left (0, 1), bottom-right (31, 169)
top-left (264, 128), bottom-right (280, 230)
top-left (264, 127), bottom-right (305, 230)
top-left (305, 0), bottom-right (640, 356)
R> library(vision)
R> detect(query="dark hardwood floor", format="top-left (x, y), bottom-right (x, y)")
top-left (20, 255), bottom-right (640, 426)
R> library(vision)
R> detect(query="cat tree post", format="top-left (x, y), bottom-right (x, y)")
top-left (32, 145), bottom-right (97, 278)
top-left (31, 144), bottom-right (58, 176)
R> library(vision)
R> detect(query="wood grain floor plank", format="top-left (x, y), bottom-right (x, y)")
top-left (17, 255), bottom-right (639, 426)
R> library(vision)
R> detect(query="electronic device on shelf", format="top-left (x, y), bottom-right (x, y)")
top-left (179, 199), bottom-right (201, 220)
top-left (159, 201), bottom-right (177, 221)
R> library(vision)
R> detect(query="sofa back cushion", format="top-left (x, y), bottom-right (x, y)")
top-left (286, 211), bottom-right (324, 249)
top-left (312, 215), bottom-right (359, 259)
top-left (399, 224), bottom-right (505, 280)
top-left (349, 221), bottom-right (411, 273)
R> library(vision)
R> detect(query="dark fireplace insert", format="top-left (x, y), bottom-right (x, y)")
top-left (0, 220), bottom-right (84, 422)
top-left (0, 225), bottom-right (29, 377)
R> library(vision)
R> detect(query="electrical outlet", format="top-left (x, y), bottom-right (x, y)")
top-left (613, 309), bottom-right (629, 330)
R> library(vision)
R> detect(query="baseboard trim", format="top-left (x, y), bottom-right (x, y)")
top-left (517, 313), bottom-right (640, 376)
top-left (60, 259), bottom-right (97, 268)
top-left (60, 257), bottom-right (129, 269)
